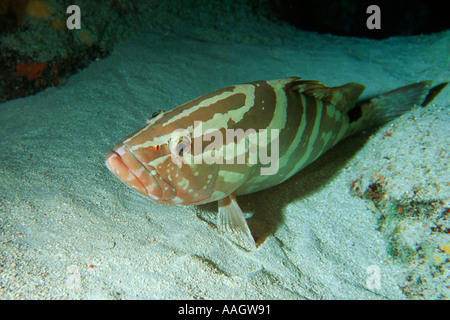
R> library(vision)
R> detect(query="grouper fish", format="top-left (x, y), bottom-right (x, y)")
top-left (105, 77), bottom-right (447, 250)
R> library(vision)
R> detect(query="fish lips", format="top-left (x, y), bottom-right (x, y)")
top-left (105, 143), bottom-right (175, 201)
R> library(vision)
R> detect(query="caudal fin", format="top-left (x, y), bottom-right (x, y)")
top-left (421, 82), bottom-right (449, 107)
top-left (346, 81), bottom-right (448, 136)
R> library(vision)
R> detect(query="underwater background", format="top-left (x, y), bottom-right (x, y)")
top-left (0, 0), bottom-right (449, 299)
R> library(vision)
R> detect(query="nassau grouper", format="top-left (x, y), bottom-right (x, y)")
top-left (106, 77), bottom-right (447, 250)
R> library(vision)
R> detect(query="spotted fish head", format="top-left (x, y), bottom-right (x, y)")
top-left (105, 110), bottom-right (221, 205)
top-left (106, 80), bottom-right (282, 206)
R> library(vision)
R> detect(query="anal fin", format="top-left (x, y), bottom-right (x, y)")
top-left (217, 191), bottom-right (256, 251)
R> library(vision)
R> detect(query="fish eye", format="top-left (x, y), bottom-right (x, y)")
top-left (151, 110), bottom-right (162, 118)
top-left (146, 110), bottom-right (162, 124)
top-left (169, 135), bottom-right (191, 158)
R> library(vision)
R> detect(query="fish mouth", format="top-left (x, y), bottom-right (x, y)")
top-left (105, 143), bottom-right (164, 200)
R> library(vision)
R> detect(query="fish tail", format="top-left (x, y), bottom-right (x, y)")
top-left (345, 81), bottom-right (448, 136)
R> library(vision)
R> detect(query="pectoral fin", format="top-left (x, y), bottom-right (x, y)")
top-left (217, 191), bottom-right (256, 251)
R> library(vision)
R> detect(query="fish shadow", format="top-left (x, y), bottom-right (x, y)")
top-left (197, 128), bottom-right (376, 247)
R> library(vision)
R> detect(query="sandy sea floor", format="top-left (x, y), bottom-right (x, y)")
top-left (0, 24), bottom-right (449, 299)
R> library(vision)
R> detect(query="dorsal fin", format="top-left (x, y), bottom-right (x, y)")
top-left (288, 79), bottom-right (366, 113)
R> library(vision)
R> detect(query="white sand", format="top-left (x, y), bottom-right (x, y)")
top-left (0, 28), bottom-right (448, 299)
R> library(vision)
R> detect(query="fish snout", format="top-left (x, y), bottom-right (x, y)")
top-left (105, 143), bottom-right (163, 201)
